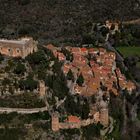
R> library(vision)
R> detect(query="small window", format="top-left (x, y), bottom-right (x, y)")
top-left (8, 48), bottom-right (11, 52)
top-left (17, 49), bottom-right (20, 53)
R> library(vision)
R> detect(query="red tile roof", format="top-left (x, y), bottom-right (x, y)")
top-left (57, 52), bottom-right (66, 61)
top-left (80, 47), bottom-right (88, 53)
top-left (67, 115), bottom-right (81, 123)
top-left (88, 48), bottom-right (99, 54)
top-left (63, 63), bottom-right (72, 74)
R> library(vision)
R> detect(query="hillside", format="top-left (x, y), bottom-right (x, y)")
top-left (0, 0), bottom-right (140, 43)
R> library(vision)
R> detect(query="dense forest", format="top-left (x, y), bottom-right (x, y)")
top-left (0, 0), bottom-right (139, 43)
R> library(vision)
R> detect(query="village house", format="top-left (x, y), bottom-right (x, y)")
top-left (105, 20), bottom-right (120, 32)
top-left (88, 48), bottom-right (99, 56)
top-left (57, 52), bottom-right (66, 61)
top-left (62, 63), bottom-right (72, 75)
top-left (79, 65), bottom-right (93, 81)
top-left (80, 47), bottom-right (88, 55)
top-left (125, 81), bottom-right (136, 93)
top-left (0, 37), bottom-right (37, 58)
top-left (99, 48), bottom-right (106, 55)
top-left (67, 115), bottom-right (81, 123)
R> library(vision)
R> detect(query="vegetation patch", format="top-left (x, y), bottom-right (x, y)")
top-left (117, 46), bottom-right (140, 57)
top-left (0, 93), bottom-right (45, 108)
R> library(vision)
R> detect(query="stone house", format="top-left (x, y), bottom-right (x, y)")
top-left (0, 37), bottom-right (37, 58)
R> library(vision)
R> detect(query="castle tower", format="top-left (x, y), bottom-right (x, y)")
top-left (52, 113), bottom-right (59, 131)
top-left (39, 80), bottom-right (46, 97)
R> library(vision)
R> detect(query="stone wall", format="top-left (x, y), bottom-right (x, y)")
top-left (52, 110), bottom-right (109, 131)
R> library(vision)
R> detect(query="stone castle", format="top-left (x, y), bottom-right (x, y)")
top-left (0, 37), bottom-right (37, 58)
top-left (52, 108), bottom-right (109, 131)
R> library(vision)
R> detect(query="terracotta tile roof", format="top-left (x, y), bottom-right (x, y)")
top-left (72, 61), bottom-right (87, 68)
top-left (87, 83), bottom-right (100, 93)
top-left (73, 84), bottom-right (83, 94)
top-left (111, 88), bottom-right (118, 96)
top-left (88, 48), bottom-right (99, 55)
top-left (94, 112), bottom-right (100, 122)
top-left (53, 51), bottom-right (58, 58)
top-left (99, 48), bottom-right (106, 54)
top-left (125, 81), bottom-right (136, 91)
top-left (119, 79), bottom-right (126, 89)
top-left (62, 63), bottom-right (72, 74)
top-left (79, 65), bottom-right (92, 74)
top-left (91, 65), bottom-right (101, 73)
top-left (90, 60), bottom-right (96, 66)
top-left (110, 75), bottom-right (117, 82)
top-left (88, 77), bottom-right (100, 89)
top-left (105, 81), bottom-right (113, 90)
top-left (73, 54), bottom-right (87, 62)
top-left (81, 47), bottom-right (87, 52)
top-left (57, 52), bottom-right (66, 61)
top-left (67, 115), bottom-right (81, 123)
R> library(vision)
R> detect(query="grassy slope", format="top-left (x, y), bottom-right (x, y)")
top-left (117, 46), bottom-right (140, 57)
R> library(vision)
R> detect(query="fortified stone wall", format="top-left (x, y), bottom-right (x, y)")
top-left (52, 110), bottom-right (109, 131)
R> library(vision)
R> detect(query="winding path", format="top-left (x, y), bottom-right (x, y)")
top-left (0, 106), bottom-right (48, 114)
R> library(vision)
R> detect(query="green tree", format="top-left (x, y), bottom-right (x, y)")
top-left (61, 48), bottom-right (73, 61)
top-left (14, 63), bottom-right (26, 75)
top-left (76, 73), bottom-right (84, 86)
top-left (26, 50), bottom-right (47, 65)
top-left (81, 100), bottom-right (90, 119)
top-left (0, 53), bottom-right (4, 62)
top-left (53, 60), bottom-right (63, 73)
top-left (2, 78), bottom-right (11, 86)
top-left (82, 123), bottom-right (103, 139)
top-left (67, 69), bottom-right (74, 82)
top-left (52, 77), bottom-right (68, 100)
top-left (18, 0), bottom-right (31, 6)
top-left (19, 78), bottom-right (38, 91)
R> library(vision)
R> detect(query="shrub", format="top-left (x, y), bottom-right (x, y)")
top-left (19, 0), bottom-right (31, 6)
top-left (0, 53), bottom-right (4, 62)
top-left (19, 78), bottom-right (38, 91)
top-left (76, 73), bottom-right (84, 86)
top-left (14, 63), bottom-right (26, 75)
